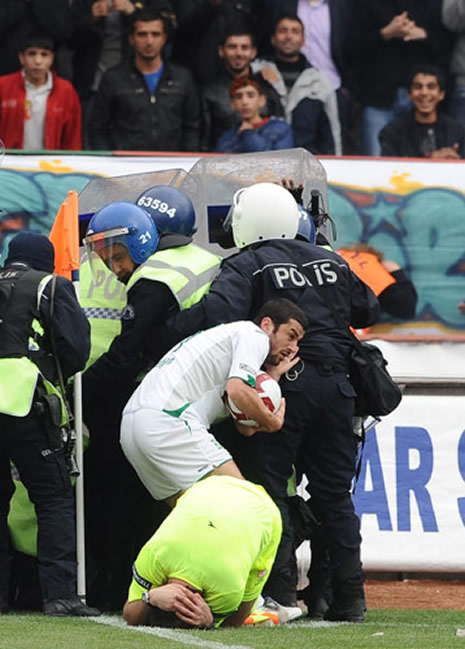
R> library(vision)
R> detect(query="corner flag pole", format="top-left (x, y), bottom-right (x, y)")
top-left (49, 190), bottom-right (87, 600)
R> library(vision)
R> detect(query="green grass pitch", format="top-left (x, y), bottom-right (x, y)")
top-left (1, 610), bottom-right (465, 649)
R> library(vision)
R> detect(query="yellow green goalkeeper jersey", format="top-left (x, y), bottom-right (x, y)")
top-left (128, 475), bottom-right (282, 626)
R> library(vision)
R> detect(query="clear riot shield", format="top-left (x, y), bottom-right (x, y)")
top-left (179, 147), bottom-right (330, 257)
top-left (78, 168), bottom-right (189, 239)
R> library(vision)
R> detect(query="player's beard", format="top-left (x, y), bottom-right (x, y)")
top-left (264, 351), bottom-right (280, 366)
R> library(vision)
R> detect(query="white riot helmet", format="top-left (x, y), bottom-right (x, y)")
top-left (229, 182), bottom-right (299, 249)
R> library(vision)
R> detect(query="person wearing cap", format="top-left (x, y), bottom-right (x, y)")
top-left (0, 33), bottom-right (82, 150)
top-left (0, 232), bottom-right (99, 616)
top-left (216, 76), bottom-right (294, 153)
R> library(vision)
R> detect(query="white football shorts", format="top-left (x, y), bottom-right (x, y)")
top-left (120, 408), bottom-right (232, 500)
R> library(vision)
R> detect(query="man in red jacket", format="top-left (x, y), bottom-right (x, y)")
top-left (0, 34), bottom-right (81, 150)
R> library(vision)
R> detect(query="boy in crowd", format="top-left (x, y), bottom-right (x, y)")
top-left (379, 64), bottom-right (465, 159)
top-left (0, 34), bottom-right (81, 150)
top-left (216, 76), bottom-right (294, 152)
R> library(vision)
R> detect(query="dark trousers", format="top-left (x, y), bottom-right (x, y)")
top-left (83, 403), bottom-right (168, 611)
top-left (0, 411), bottom-right (76, 604)
top-left (214, 362), bottom-right (364, 605)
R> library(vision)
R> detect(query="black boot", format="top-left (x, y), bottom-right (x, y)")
top-left (323, 594), bottom-right (366, 623)
top-left (43, 597), bottom-right (101, 617)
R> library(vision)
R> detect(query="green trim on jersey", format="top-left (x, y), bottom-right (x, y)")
top-left (228, 373), bottom-right (256, 388)
top-left (162, 403), bottom-right (191, 418)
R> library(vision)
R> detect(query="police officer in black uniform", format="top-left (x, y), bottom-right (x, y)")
top-left (0, 232), bottom-right (99, 616)
top-left (161, 182), bottom-right (379, 623)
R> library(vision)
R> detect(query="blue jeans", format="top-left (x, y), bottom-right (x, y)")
top-left (361, 87), bottom-right (411, 156)
top-left (448, 83), bottom-right (465, 129)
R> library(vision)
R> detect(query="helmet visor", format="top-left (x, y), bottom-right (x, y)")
top-left (84, 227), bottom-right (134, 283)
top-left (222, 187), bottom-right (247, 233)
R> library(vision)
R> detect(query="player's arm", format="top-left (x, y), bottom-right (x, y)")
top-left (226, 378), bottom-right (285, 434)
top-left (221, 599), bottom-right (257, 627)
top-left (124, 583), bottom-right (214, 628)
top-left (123, 598), bottom-right (151, 626)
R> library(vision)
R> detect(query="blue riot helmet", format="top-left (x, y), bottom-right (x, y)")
top-left (84, 201), bottom-right (159, 282)
top-left (136, 185), bottom-right (197, 236)
top-left (296, 205), bottom-right (316, 244)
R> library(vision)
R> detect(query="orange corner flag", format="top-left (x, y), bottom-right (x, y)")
top-left (49, 190), bottom-right (80, 280)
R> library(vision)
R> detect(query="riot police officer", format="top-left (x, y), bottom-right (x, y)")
top-left (81, 198), bottom-right (221, 610)
top-left (164, 182), bottom-right (379, 622)
top-left (0, 232), bottom-right (99, 616)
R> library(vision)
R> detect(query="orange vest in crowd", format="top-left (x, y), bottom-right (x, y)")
top-left (337, 250), bottom-right (396, 296)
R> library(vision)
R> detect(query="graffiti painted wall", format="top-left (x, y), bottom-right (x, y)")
top-left (0, 153), bottom-right (464, 333)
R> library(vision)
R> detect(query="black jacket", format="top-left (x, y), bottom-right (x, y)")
top-left (379, 269), bottom-right (417, 320)
top-left (0, 263), bottom-right (90, 380)
top-left (69, 0), bottom-right (175, 100)
top-left (172, 0), bottom-right (272, 85)
top-left (379, 110), bottom-right (465, 158)
top-left (165, 239), bottom-right (379, 367)
top-left (348, 0), bottom-right (451, 107)
top-left (88, 59), bottom-right (200, 151)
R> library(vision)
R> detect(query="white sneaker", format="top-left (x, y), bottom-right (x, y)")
top-left (260, 596), bottom-right (303, 623)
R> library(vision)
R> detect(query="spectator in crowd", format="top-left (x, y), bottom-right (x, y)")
top-left (337, 244), bottom-right (418, 320)
top-left (70, 0), bottom-right (175, 148)
top-left (269, 0), bottom-right (359, 153)
top-left (88, 8), bottom-right (200, 151)
top-left (379, 65), bottom-right (465, 159)
top-left (0, 34), bottom-right (81, 150)
top-left (442, 0), bottom-right (465, 128)
top-left (350, 1), bottom-right (451, 156)
top-left (216, 76), bottom-right (294, 152)
top-left (251, 14), bottom-right (340, 155)
top-left (123, 475), bottom-right (282, 628)
top-left (200, 26), bottom-right (284, 151)
top-left (0, 0), bottom-right (71, 77)
top-left (0, 233), bottom-right (99, 617)
top-left (171, 0), bottom-right (272, 86)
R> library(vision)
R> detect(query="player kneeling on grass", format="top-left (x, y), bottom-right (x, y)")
top-left (120, 298), bottom-right (307, 506)
top-left (123, 475), bottom-right (282, 628)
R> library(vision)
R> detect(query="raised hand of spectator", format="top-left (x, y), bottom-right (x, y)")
top-left (259, 66), bottom-right (280, 85)
top-left (380, 12), bottom-right (414, 40)
top-left (111, 0), bottom-right (136, 15)
top-left (92, 0), bottom-right (109, 19)
top-left (431, 143), bottom-right (461, 159)
top-left (403, 24), bottom-right (427, 42)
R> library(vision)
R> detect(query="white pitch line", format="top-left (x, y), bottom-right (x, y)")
top-left (88, 615), bottom-right (255, 649)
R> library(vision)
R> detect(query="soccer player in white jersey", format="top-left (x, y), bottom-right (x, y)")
top-left (120, 298), bottom-right (307, 506)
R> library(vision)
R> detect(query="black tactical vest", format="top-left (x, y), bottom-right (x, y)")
top-left (0, 266), bottom-right (48, 358)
